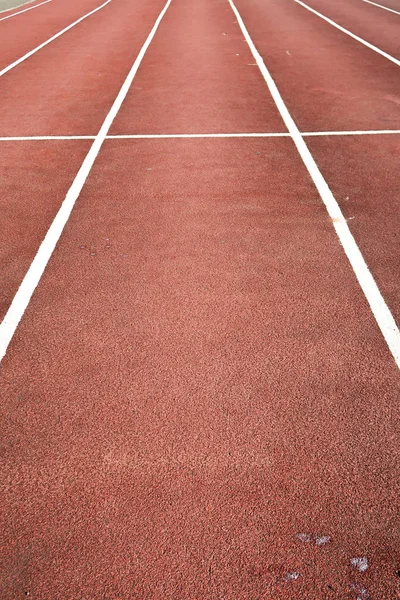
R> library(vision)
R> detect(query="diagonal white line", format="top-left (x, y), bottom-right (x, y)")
top-left (362, 0), bottom-right (400, 16)
top-left (0, 0), bottom-right (173, 362)
top-left (0, 0), bottom-right (52, 22)
top-left (0, 0), bottom-right (112, 78)
top-left (294, 0), bottom-right (400, 67)
top-left (229, 0), bottom-right (400, 368)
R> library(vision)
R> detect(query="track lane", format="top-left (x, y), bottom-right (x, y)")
top-left (1, 136), bottom-right (399, 599)
top-left (0, 140), bottom-right (91, 323)
top-left (368, 0), bottom-right (400, 10)
top-left (110, 0), bottom-right (286, 134)
top-left (1, 0), bottom-right (399, 598)
top-left (0, 0), bottom-right (109, 70)
top-left (0, 0), bottom-right (167, 324)
top-left (0, 0), bottom-right (51, 21)
top-left (306, 133), bottom-right (400, 324)
top-left (362, 0), bottom-right (400, 16)
top-left (233, 0), bottom-right (400, 133)
top-left (295, 0), bottom-right (400, 60)
top-left (0, 0), bottom-right (167, 137)
top-left (233, 0), bottom-right (400, 330)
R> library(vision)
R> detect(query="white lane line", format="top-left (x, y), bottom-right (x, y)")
top-left (0, 135), bottom-right (95, 140)
top-left (0, 0), bottom-right (172, 363)
top-left (229, 0), bottom-right (400, 368)
top-left (362, 0), bottom-right (400, 16)
top-left (108, 130), bottom-right (400, 137)
top-left (0, 133), bottom-right (289, 140)
top-left (1, 130), bottom-right (400, 141)
top-left (294, 0), bottom-right (400, 67)
top-left (0, 0), bottom-right (112, 78)
top-left (302, 129), bottom-right (400, 136)
top-left (108, 132), bottom-right (290, 138)
top-left (0, 0), bottom-right (52, 22)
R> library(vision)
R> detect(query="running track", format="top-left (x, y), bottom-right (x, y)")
top-left (0, 0), bottom-right (399, 597)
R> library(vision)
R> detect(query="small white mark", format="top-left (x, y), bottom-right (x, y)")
top-left (146, 167), bottom-right (152, 171)
top-left (223, 32), bottom-right (227, 35)
top-left (283, 571), bottom-right (301, 582)
top-left (315, 535), bottom-right (331, 546)
top-left (351, 557), bottom-right (368, 572)
top-left (350, 582), bottom-right (369, 598)
top-left (236, 53), bottom-right (240, 56)
top-left (297, 533), bottom-right (312, 543)
top-left (345, 196), bottom-right (350, 200)
top-left (286, 50), bottom-right (291, 55)
top-left (297, 533), bottom-right (331, 545)
top-left (348, 216), bottom-right (355, 220)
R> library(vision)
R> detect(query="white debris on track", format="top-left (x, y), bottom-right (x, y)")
top-left (351, 557), bottom-right (368, 572)
top-left (297, 533), bottom-right (331, 545)
top-left (283, 571), bottom-right (301, 582)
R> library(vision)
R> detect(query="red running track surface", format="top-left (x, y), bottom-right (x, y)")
top-left (108, 0), bottom-right (286, 134)
top-left (295, 0), bottom-right (400, 60)
top-left (0, 0), bottom-right (399, 598)
top-left (0, 0), bottom-right (110, 70)
top-left (307, 133), bottom-right (400, 324)
top-left (0, 140), bottom-right (91, 321)
top-left (0, 0), bottom-right (167, 136)
top-left (233, 0), bottom-right (400, 132)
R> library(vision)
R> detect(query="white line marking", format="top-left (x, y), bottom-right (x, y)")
top-left (302, 130), bottom-right (400, 136)
top-left (0, 133), bottom-right (289, 140)
top-left (362, 0), bottom-right (400, 16)
top-left (0, 0), bottom-right (51, 22)
top-left (108, 132), bottom-right (290, 138)
top-left (0, 0), bottom-right (112, 78)
top-left (229, 0), bottom-right (400, 368)
top-left (0, 0), bottom-right (172, 363)
top-left (1, 130), bottom-right (400, 141)
top-left (0, 135), bottom-right (95, 140)
top-left (109, 130), bottom-right (400, 138)
top-left (294, 0), bottom-right (400, 67)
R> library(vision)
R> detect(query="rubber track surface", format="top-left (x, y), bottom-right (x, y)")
top-left (0, 0), bottom-right (167, 136)
top-left (0, 0), bottom-right (399, 598)
top-left (298, 0), bottom-right (400, 59)
top-left (0, 0), bottom-right (107, 69)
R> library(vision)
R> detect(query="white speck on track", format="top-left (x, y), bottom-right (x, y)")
top-left (351, 557), bottom-right (369, 572)
top-left (298, 533), bottom-right (312, 543)
top-left (283, 571), bottom-right (301, 581)
top-left (350, 582), bottom-right (369, 598)
top-left (297, 533), bottom-right (331, 545)
top-left (315, 535), bottom-right (331, 545)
